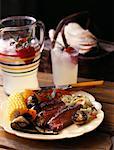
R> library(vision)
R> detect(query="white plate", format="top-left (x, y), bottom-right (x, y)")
top-left (0, 91), bottom-right (104, 140)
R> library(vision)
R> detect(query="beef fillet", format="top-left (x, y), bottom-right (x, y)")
top-left (47, 104), bottom-right (82, 131)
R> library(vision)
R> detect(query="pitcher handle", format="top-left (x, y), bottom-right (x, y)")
top-left (36, 20), bottom-right (45, 51)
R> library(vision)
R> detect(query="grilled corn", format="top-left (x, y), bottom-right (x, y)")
top-left (5, 92), bottom-right (27, 124)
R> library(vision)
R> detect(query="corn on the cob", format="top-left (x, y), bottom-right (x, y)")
top-left (4, 92), bottom-right (27, 125)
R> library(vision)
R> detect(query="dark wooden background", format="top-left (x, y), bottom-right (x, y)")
top-left (1, 0), bottom-right (114, 41)
top-left (1, 0), bottom-right (114, 81)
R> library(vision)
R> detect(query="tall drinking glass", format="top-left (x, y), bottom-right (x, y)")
top-left (50, 11), bottom-right (96, 88)
top-left (0, 16), bottom-right (45, 95)
top-left (51, 43), bottom-right (79, 88)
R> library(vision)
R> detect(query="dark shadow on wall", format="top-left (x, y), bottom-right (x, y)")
top-left (0, 0), bottom-right (1, 18)
top-left (0, 0), bottom-right (114, 81)
top-left (1, 0), bottom-right (114, 41)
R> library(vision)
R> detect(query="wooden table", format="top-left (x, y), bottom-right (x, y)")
top-left (0, 72), bottom-right (114, 150)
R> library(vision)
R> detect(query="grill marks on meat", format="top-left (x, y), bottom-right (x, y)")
top-left (36, 96), bottom-right (82, 132)
top-left (47, 104), bottom-right (81, 131)
top-left (36, 102), bottom-right (65, 127)
top-left (39, 99), bottom-right (64, 111)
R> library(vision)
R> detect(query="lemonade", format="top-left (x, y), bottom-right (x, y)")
top-left (49, 22), bottom-right (96, 87)
top-left (0, 37), bottom-right (41, 95)
top-left (0, 16), bottom-right (45, 95)
top-left (51, 44), bottom-right (78, 87)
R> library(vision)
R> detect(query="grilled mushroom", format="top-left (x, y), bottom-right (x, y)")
top-left (72, 110), bottom-right (88, 125)
top-left (11, 115), bottom-right (38, 133)
top-left (11, 116), bottom-right (31, 129)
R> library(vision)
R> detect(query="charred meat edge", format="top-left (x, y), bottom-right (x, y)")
top-left (39, 98), bottom-right (65, 111)
top-left (36, 102), bottom-right (65, 127)
top-left (47, 104), bottom-right (82, 131)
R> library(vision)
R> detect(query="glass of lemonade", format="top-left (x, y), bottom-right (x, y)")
top-left (50, 11), bottom-right (96, 88)
top-left (0, 16), bottom-right (45, 95)
top-left (51, 43), bottom-right (79, 88)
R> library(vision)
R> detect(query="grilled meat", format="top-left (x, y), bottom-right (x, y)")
top-left (47, 104), bottom-right (82, 131)
top-left (39, 98), bottom-right (64, 111)
top-left (36, 101), bottom-right (65, 127)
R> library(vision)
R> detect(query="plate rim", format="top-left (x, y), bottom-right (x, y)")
top-left (0, 90), bottom-right (104, 140)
